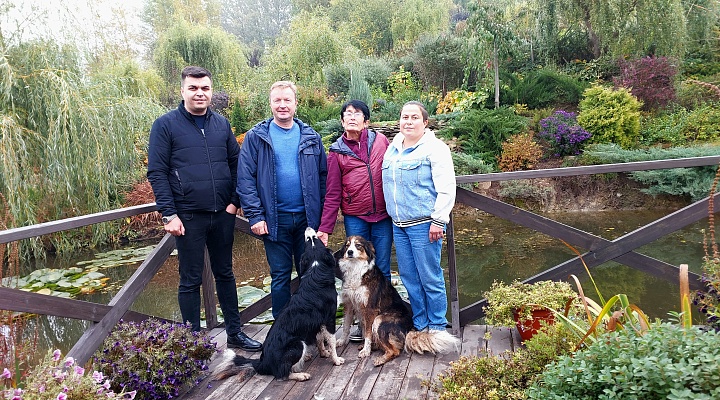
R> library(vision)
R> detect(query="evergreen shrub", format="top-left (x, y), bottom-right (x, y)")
top-left (581, 143), bottom-right (720, 201)
top-left (437, 107), bottom-right (528, 165)
top-left (502, 69), bottom-right (588, 109)
top-left (528, 324), bottom-right (720, 399)
top-left (577, 85), bottom-right (642, 149)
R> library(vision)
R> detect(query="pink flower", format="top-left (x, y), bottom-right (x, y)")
top-left (53, 350), bottom-right (62, 361)
top-left (56, 393), bottom-right (67, 400)
top-left (74, 366), bottom-right (84, 376)
top-left (92, 371), bottom-right (105, 383)
top-left (1, 368), bottom-right (11, 379)
top-left (63, 357), bottom-right (74, 368)
top-left (123, 390), bottom-right (137, 399)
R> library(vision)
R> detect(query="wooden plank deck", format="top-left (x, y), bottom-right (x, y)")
top-left (179, 324), bottom-right (523, 400)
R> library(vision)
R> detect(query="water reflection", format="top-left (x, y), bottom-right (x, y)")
top-left (5, 209), bottom-right (711, 357)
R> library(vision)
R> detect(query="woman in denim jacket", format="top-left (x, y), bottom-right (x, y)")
top-left (382, 101), bottom-right (456, 332)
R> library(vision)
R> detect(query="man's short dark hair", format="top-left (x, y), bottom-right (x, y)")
top-left (181, 66), bottom-right (212, 84)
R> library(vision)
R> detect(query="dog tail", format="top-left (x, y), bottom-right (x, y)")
top-left (404, 329), bottom-right (460, 355)
top-left (210, 349), bottom-right (259, 381)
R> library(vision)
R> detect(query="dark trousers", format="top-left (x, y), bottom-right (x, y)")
top-left (175, 210), bottom-right (242, 335)
top-left (262, 211), bottom-right (308, 318)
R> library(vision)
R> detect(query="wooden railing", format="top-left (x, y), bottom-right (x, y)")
top-left (1, 155), bottom-right (719, 365)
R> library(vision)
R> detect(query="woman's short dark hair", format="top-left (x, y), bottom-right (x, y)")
top-left (340, 100), bottom-right (370, 121)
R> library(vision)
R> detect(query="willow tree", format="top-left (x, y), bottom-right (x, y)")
top-left (153, 19), bottom-right (250, 107)
top-left (0, 40), bottom-right (164, 259)
top-left (390, 0), bottom-right (454, 52)
top-left (550, 0), bottom-right (687, 59)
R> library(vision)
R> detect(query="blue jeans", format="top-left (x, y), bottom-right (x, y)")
top-left (343, 215), bottom-right (392, 281)
top-left (262, 211), bottom-right (307, 318)
top-left (175, 211), bottom-right (242, 335)
top-left (393, 222), bottom-right (448, 331)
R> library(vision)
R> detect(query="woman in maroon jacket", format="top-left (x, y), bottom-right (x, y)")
top-left (318, 100), bottom-right (392, 282)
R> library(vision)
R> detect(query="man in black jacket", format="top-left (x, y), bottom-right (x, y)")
top-left (147, 66), bottom-right (261, 352)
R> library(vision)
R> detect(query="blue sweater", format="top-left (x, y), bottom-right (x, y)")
top-left (237, 118), bottom-right (327, 241)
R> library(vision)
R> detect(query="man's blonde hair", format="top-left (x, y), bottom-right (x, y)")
top-left (269, 81), bottom-right (298, 98)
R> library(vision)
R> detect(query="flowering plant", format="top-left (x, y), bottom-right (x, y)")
top-left (93, 319), bottom-right (216, 399)
top-left (1, 349), bottom-right (134, 400)
top-left (537, 111), bottom-right (591, 157)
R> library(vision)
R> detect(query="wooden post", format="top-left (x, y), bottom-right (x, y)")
top-left (202, 248), bottom-right (218, 330)
top-left (446, 213), bottom-right (461, 337)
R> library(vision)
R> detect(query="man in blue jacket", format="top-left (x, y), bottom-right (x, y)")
top-left (237, 80), bottom-right (327, 318)
top-left (147, 66), bottom-right (261, 352)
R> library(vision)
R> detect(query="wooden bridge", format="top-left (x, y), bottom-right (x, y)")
top-left (1, 155), bottom-right (719, 399)
top-left (179, 324), bottom-right (522, 400)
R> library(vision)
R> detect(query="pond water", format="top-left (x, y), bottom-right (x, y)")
top-left (5, 207), bottom-right (713, 357)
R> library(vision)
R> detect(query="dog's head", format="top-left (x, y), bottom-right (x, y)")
top-left (336, 236), bottom-right (375, 263)
top-left (299, 227), bottom-right (335, 277)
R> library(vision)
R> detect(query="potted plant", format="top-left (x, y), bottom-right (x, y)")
top-left (483, 279), bottom-right (578, 340)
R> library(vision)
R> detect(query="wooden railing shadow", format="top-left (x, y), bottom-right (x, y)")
top-left (1, 155), bottom-right (719, 366)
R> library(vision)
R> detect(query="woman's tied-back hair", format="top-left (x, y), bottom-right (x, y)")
top-left (402, 101), bottom-right (428, 122)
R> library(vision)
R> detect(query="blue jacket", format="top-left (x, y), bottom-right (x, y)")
top-left (237, 118), bottom-right (327, 241)
top-left (147, 102), bottom-right (240, 217)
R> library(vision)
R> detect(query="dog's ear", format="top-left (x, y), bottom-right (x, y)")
top-left (333, 244), bottom-right (346, 262)
top-left (365, 240), bottom-right (376, 257)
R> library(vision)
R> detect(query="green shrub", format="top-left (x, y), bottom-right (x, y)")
top-left (640, 109), bottom-right (689, 146)
top-left (676, 79), bottom-right (720, 110)
top-left (581, 143), bottom-right (720, 201)
top-left (502, 68), bottom-right (588, 109)
top-left (437, 108), bottom-right (528, 165)
top-left (577, 85), bottom-right (642, 149)
top-left (347, 66), bottom-right (373, 106)
top-left (528, 324), bottom-right (720, 399)
top-left (682, 104), bottom-right (720, 142)
top-left (432, 324), bottom-right (576, 400)
top-left (452, 152), bottom-right (495, 189)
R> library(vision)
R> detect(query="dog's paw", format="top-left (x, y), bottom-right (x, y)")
top-left (289, 372), bottom-right (311, 381)
top-left (333, 356), bottom-right (345, 365)
top-left (318, 348), bottom-right (331, 358)
top-left (358, 347), bottom-right (371, 358)
top-left (304, 352), bottom-right (314, 362)
top-left (373, 357), bottom-right (388, 367)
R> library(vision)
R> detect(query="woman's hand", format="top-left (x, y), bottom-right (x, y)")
top-left (429, 224), bottom-right (444, 242)
top-left (317, 231), bottom-right (329, 246)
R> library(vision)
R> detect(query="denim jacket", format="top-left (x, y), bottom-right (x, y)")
top-left (382, 129), bottom-right (456, 228)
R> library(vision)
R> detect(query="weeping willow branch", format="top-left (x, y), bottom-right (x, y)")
top-left (0, 40), bottom-right (164, 259)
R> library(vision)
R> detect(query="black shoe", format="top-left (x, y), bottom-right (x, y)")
top-left (349, 327), bottom-right (364, 343)
top-left (227, 330), bottom-right (262, 352)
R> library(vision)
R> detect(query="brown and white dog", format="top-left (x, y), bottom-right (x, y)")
top-left (335, 235), bottom-right (459, 366)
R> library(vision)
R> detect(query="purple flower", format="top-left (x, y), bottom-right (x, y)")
top-left (53, 349), bottom-right (62, 361)
top-left (1, 368), bottom-right (11, 379)
top-left (74, 366), bottom-right (85, 376)
top-left (56, 393), bottom-right (67, 400)
top-left (63, 357), bottom-right (75, 368)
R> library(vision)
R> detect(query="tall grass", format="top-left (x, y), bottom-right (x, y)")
top-left (0, 40), bottom-right (164, 259)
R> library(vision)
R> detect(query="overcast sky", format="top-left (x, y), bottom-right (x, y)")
top-left (2, 0), bottom-right (146, 49)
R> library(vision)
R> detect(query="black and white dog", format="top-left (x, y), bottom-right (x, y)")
top-left (214, 227), bottom-right (344, 381)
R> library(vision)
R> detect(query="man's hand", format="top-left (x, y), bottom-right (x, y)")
top-left (251, 221), bottom-right (268, 236)
top-left (317, 231), bottom-right (329, 246)
top-left (226, 204), bottom-right (238, 214)
top-left (164, 217), bottom-right (185, 236)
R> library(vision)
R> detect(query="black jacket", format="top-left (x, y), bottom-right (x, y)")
top-left (147, 102), bottom-right (240, 217)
